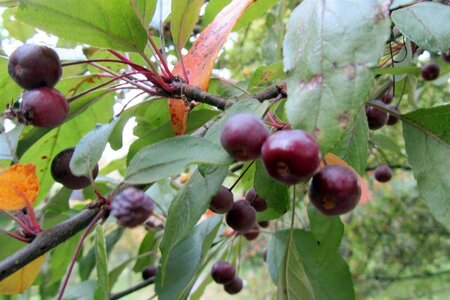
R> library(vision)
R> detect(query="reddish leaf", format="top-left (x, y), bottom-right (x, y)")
top-left (169, 0), bottom-right (255, 135)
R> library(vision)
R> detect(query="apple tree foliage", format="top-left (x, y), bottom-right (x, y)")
top-left (0, 0), bottom-right (449, 299)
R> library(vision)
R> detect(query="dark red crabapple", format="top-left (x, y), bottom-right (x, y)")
top-left (374, 165), bottom-right (393, 183)
top-left (224, 277), bottom-right (243, 295)
top-left (421, 62), bottom-right (440, 81)
top-left (111, 187), bottom-right (155, 228)
top-left (243, 224), bottom-right (260, 241)
top-left (142, 265), bottom-right (157, 280)
top-left (220, 113), bottom-right (270, 161)
top-left (261, 129), bottom-right (321, 184)
top-left (225, 200), bottom-right (256, 233)
top-left (386, 105), bottom-right (400, 126)
top-left (211, 261), bottom-right (236, 284)
top-left (209, 186), bottom-right (234, 214)
top-left (381, 92), bottom-right (393, 104)
top-left (8, 44), bottom-right (62, 90)
top-left (365, 100), bottom-right (388, 130)
top-left (19, 87), bottom-right (69, 128)
top-left (441, 50), bottom-right (450, 63)
top-left (245, 188), bottom-right (267, 212)
top-left (308, 165), bottom-right (361, 216)
top-left (51, 148), bottom-right (99, 189)
top-left (258, 220), bottom-right (270, 228)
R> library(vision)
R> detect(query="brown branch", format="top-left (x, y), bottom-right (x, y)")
top-left (0, 207), bottom-right (101, 280)
top-left (110, 277), bottom-right (155, 300)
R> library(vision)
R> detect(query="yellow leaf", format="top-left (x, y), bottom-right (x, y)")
top-left (0, 164), bottom-right (39, 210)
top-left (0, 255), bottom-right (46, 294)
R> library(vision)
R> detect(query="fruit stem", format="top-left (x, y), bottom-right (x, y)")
top-left (228, 160), bottom-right (256, 191)
top-left (1, 209), bottom-right (35, 235)
top-left (176, 47), bottom-right (190, 83)
top-left (56, 209), bottom-right (105, 300)
top-left (0, 228), bottom-right (29, 243)
top-left (146, 31), bottom-right (175, 79)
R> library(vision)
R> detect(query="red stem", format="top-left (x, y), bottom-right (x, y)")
top-left (1, 210), bottom-right (35, 235)
top-left (146, 31), bottom-right (174, 79)
top-left (56, 210), bottom-right (105, 300)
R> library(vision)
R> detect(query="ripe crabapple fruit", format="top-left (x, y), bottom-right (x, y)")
top-left (374, 165), bottom-right (393, 183)
top-left (225, 200), bottom-right (256, 233)
top-left (209, 186), bottom-right (234, 214)
top-left (111, 187), bottom-right (155, 228)
top-left (365, 100), bottom-right (388, 130)
top-left (211, 261), bottom-right (236, 284)
top-left (244, 188), bottom-right (267, 212)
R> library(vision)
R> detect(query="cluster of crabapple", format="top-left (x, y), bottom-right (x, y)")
top-left (365, 95), bottom-right (399, 131)
top-left (7, 44), bottom-right (69, 128)
top-left (220, 113), bottom-right (362, 216)
top-left (211, 261), bottom-right (243, 295)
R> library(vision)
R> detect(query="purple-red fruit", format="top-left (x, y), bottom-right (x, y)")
top-left (365, 100), bottom-right (388, 130)
top-left (374, 165), bottom-right (392, 183)
top-left (111, 187), bottom-right (155, 228)
top-left (258, 220), bottom-right (270, 228)
top-left (226, 200), bottom-right (256, 233)
top-left (220, 113), bottom-right (270, 161)
top-left (386, 105), bottom-right (400, 126)
top-left (245, 188), bottom-right (267, 212)
top-left (8, 44), bottom-right (62, 90)
top-left (209, 186), bottom-right (234, 214)
top-left (261, 129), bottom-right (321, 184)
top-left (224, 277), bottom-right (243, 295)
top-left (19, 87), bottom-right (69, 128)
top-left (51, 148), bottom-right (99, 189)
top-left (308, 165), bottom-right (361, 216)
top-left (442, 50), bottom-right (450, 63)
top-left (211, 261), bottom-right (236, 284)
top-left (381, 93), bottom-right (393, 104)
top-left (243, 224), bottom-right (260, 241)
top-left (421, 62), bottom-right (440, 81)
top-left (142, 265), bottom-right (157, 280)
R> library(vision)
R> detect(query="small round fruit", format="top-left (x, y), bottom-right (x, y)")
top-left (20, 87), bottom-right (69, 128)
top-left (211, 261), bottom-right (236, 284)
top-left (441, 50), bottom-right (450, 63)
top-left (209, 186), bottom-right (234, 214)
top-left (243, 224), bottom-right (260, 241)
top-left (365, 100), bottom-right (388, 130)
top-left (245, 188), bottom-right (267, 212)
top-left (220, 113), bottom-right (270, 161)
top-left (224, 277), bottom-right (243, 295)
top-left (386, 105), bottom-right (400, 126)
top-left (8, 44), bottom-right (62, 89)
top-left (258, 220), bottom-right (270, 228)
top-left (51, 148), bottom-right (99, 189)
top-left (225, 200), bottom-right (256, 233)
top-left (421, 62), bottom-right (440, 81)
top-left (308, 165), bottom-right (361, 216)
top-left (381, 93), bottom-right (393, 104)
top-left (261, 129), bottom-right (321, 184)
top-left (142, 265), bottom-right (157, 280)
top-left (111, 187), bottom-right (155, 228)
top-left (374, 165), bottom-right (392, 183)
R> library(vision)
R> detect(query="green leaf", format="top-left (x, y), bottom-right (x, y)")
top-left (254, 159), bottom-right (289, 220)
top-left (171, 0), bottom-right (203, 49)
top-left (269, 230), bottom-right (355, 300)
top-left (373, 65), bottom-right (420, 76)
top-left (159, 165), bottom-right (228, 283)
top-left (2, 7), bottom-right (35, 40)
top-left (130, 0), bottom-right (157, 29)
top-left (16, 0), bottom-right (147, 52)
top-left (125, 136), bottom-right (232, 184)
top-left (249, 63), bottom-right (284, 88)
top-left (48, 232), bottom-right (81, 285)
top-left (70, 119), bottom-right (118, 177)
top-left (391, 2), bottom-right (450, 52)
top-left (155, 215), bottom-right (222, 300)
top-left (402, 105), bottom-right (450, 230)
top-left (94, 225), bottom-right (109, 300)
top-left (283, 0), bottom-right (391, 152)
top-left (0, 124), bottom-right (23, 161)
top-left (133, 230), bottom-right (159, 272)
top-left (0, 56), bottom-right (22, 110)
top-left (371, 134), bottom-right (403, 157)
top-left (331, 109), bottom-right (369, 175)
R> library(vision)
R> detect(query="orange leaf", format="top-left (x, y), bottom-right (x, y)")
top-left (321, 153), bottom-right (372, 205)
top-left (0, 255), bottom-right (46, 294)
top-left (169, 0), bottom-right (256, 135)
top-left (0, 164), bottom-right (39, 211)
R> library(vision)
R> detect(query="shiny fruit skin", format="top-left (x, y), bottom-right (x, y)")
top-left (21, 87), bottom-right (69, 128)
top-left (220, 113), bottom-right (270, 161)
top-left (421, 62), bottom-right (440, 81)
top-left (8, 44), bottom-right (62, 90)
top-left (211, 261), bottom-right (236, 284)
top-left (374, 165), bottom-right (392, 182)
top-left (209, 186), bottom-right (234, 214)
top-left (51, 148), bottom-right (98, 189)
top-left (261, 129), bottom-right (321, 184)
top-left (224, 277), bottom-right (243, 294)
top-left (243, 224), bottom-right (260, 241)
top-left (225, 200), bottom-right (256, 233)
top-left (365, 100), bottom-right (388, 130)
top-left (308, 165), bottom-right (361, 216)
